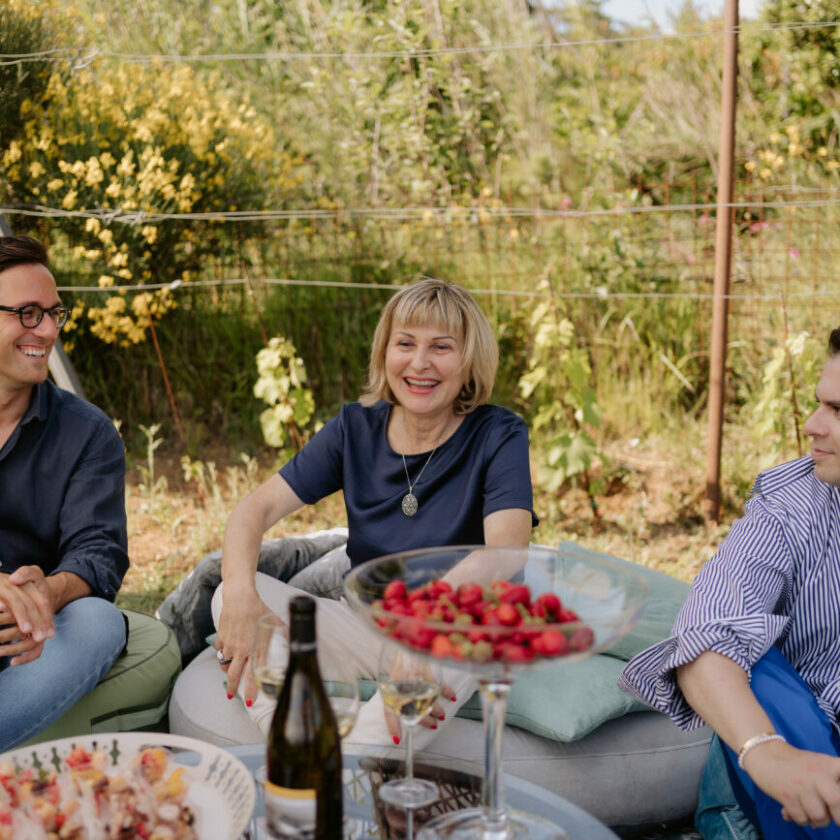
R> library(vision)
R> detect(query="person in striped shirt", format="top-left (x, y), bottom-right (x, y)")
top-left (620, 327), bottom-right (840, 838)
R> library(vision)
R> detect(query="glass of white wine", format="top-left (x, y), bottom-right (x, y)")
top-left (251, 612), bottom-right (288, 699)
top-left (321, 658), bottom-right (361, 740)
top-left (377, 642), bottom-right (441, 810)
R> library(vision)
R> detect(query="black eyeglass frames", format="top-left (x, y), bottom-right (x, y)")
top-left (0, 304), bottom-right (71, 330)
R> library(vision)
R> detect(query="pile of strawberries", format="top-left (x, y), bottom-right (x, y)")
top-left (373, 578), bottom-right (594, 664)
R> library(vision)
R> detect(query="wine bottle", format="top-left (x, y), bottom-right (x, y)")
top-left (265, 596), bottom-right (343, 839)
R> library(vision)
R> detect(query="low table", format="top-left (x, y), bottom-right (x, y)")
top-left (228, 742), bottom-right (619, 839)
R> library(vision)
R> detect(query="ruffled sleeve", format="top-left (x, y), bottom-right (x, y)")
top-left (618, 497), bottom-right (795, 730)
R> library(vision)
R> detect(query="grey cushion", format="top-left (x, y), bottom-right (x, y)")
top-left (168, 647), bottom-right (709, 828)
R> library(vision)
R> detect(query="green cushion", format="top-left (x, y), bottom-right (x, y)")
top-left (22, 609), bottom-right (181, 746)
top-left (454, 654), bottom-right (648, 741)
top-left (556, 541), bottom-right (690, 662)
top-left (455, 544), bottom-right (689, 742)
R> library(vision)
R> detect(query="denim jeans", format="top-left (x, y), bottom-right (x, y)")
top-left (0, 597), bottom-right (126, 751)
top-left (698, 646), bottom-right (840, 840)
top-left (156, 529), bottom-right (349, 662)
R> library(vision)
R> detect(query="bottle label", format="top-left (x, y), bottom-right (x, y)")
top-left (264, 780), bottom-right (317, 840)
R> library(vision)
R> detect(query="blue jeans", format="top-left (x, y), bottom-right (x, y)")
top-left (697, 646), bottom-right (840, 839)
top-left (0, 597), bottom-right (126, 751)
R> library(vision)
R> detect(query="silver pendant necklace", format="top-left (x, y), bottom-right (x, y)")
top-left (400, 416), bottom-right (442, 517)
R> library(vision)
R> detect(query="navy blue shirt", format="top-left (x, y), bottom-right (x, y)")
top-left (0, 381), bottom-right (128, 600)
top-left (280, 402), bottom-right (538, 565)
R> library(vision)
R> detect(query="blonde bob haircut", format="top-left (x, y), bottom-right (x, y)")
top-left (360, 278), bottom-right (498, 415)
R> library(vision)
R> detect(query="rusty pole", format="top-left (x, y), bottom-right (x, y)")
top-left (705, 0), bottom-right (739, 523)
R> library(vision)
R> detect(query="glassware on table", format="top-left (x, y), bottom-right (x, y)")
top-left (320, 657), bottom-right (362, 740)
top-left (251, 612), bottom-right (288, 698)
top-left (344, 545), bottom-right (649, 840)
top-left (377, 643), bottom-right (442, 810)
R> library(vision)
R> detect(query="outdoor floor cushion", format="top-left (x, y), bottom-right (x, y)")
top-left (168, 541), bottom-right (709, 830)
top-left (169, 646), bottom-right (709, 829)
top-left (21, 609), bottom-right (181, 747)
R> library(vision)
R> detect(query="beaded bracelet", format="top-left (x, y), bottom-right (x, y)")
top-left (737, 732), bottom-right (786, 769)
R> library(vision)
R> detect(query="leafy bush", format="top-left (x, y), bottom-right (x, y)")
top-left (3, 60), bottom-right (301, 345)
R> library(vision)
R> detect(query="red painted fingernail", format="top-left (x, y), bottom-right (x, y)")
top-left (226, 693), bottom-right (233, 700)
top-left (246, 699), bottom-right (253, 708)
top-left (450, 695), bottom-right (457, 701)
top-left (431, 724), bottom-right (438, 730)
top-left (392, 736), bottom-right (400, 745)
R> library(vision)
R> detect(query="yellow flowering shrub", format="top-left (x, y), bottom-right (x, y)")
top-left (4, 61), bottom-right (302, 346)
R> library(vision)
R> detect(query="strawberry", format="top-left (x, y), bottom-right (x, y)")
top-left (559, 607), bottom-right (580, 623)
top-left (532, 629), bottom-right (570, 657)
top-left (429, 634), bottom-right (454, 658)
top-left (502, 644), bottom-right (534, 663)
top-left (384, 580), bottom-right (408, 602)
top-left (429, 579), bottom-right (453, 598)
top-left (532, 592), bottom-right (561, 619)
top-left (569, 626), bottom-right (595, 652)
top-left (499, 584), bottom-right (531, 606)
top-left (456, 583), bottom-right (483, 608)
top-left (496, 603), bottom-right (521, 626)
top-left (490, 580), bottom-right (512, 598)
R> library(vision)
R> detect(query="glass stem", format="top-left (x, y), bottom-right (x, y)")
top-left (404, 721), bottom-right (415, 783)
top-left (478, 678), bottom-right (512, 831)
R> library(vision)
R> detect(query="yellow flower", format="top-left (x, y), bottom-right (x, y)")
top-left (29, 161), bottom-right (46, 178)
top-left (4, 141), bottom-right (21, 164)
top-left (61, 190), bottom-right (78, 209)
top-left (760, 168), bottom-right (772, 179)
top-left (98, 275), bottom-right (115, 288)
top-left (99, 228), bottom-right (114, 245)
top-left (744, 160), bottom-right (757, 173)
top-left (47, 179), bottom-right (64, 192)
top-left (85, 218), bottom-right (101, 234)
top-left (141, 225), bottom-right (158, 244)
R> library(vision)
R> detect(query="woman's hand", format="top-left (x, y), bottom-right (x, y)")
top-left (216, 588), bottom-right (280, 706)
top-left (744, 739), bottom-right (840, 829)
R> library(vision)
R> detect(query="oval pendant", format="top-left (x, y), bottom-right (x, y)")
top-left (401, 492), bottom-right (418, 517)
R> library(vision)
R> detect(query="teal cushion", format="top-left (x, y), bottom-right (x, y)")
top-left (455, 543), bottom-right (689, 742)
top-left (555, 541), bottom-right (690, 662)
top-left (22, 610), bottom-right (181, 746)
top-left (454, 654), bottom-right (648, 741)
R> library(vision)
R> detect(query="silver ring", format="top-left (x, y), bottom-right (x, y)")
top-left (216, 649), bottom-right (233, 666)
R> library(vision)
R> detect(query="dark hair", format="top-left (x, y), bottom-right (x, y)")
top-left (0, 235), bottom-right (48, 275)
top-left (830, 328), bottom-right (840, 356)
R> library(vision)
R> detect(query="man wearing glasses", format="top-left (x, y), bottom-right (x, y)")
top-left (0, 234), bottom-right (128, 751)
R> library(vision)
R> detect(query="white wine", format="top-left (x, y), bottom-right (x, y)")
top-left (253, 666), bottom-right (285, 698)
top-left (380, 678), bottom-right (440, 724)
top-left (265, 597), bottom-right (343, 840)
top-left (334, 711), bottom-right (357, 739)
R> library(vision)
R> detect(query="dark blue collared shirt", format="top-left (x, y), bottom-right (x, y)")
top-left (0, 381), bottom-right (128, 600)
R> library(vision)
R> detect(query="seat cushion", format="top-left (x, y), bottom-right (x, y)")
top-left (169, 646), bottom-right (709, 828)
top-left (23, 609), bottom-right (181, 746)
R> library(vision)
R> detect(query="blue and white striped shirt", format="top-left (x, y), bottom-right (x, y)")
top-left (618, 456), bottom-right (840, 731)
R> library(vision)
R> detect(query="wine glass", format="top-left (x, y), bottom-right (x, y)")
top-left (377, 642), bottom-right (442, 810)
top-left (320, 657), bottom-right (362, 740)
top-left (251, 612), bottom-right (288, 699)
top-left (344, 545), bottom-right (649, 840)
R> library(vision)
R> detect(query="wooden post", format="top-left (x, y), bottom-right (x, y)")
top-left (705, 0), bottom-right (739, 523)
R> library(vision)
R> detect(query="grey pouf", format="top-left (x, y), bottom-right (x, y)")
top-left (169, 646), bottom-right (709, 830)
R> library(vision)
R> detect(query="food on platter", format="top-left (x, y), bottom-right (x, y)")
top-left (372, 578), bottom-right (595, 663)
top-left (0, 745), bottom-right (197, 840)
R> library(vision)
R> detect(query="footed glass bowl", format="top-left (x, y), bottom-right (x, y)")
top-left (344, 544), bottom-right (649, 840)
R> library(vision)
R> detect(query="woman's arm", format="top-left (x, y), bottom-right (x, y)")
top-left (679, 651), bottom-right (840, 829)
top-left (441, 508), bottom-right (533, 589)
top-left (216, 474), bottom-right (305, 701)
